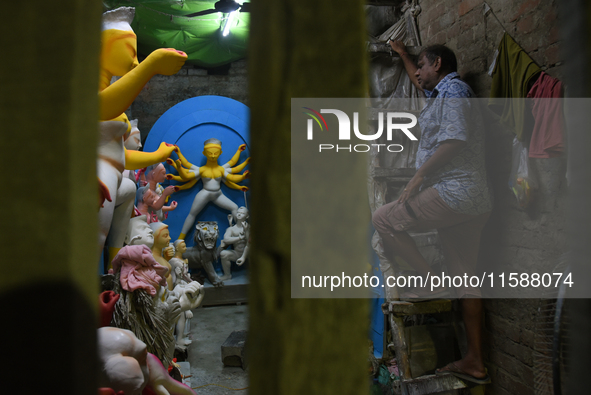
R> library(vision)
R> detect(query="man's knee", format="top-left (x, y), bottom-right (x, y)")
top-left (372, 205), bottom-right (389, 234)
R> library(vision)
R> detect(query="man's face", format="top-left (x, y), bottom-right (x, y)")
top-left (415, 54), bottom-right (440, 92)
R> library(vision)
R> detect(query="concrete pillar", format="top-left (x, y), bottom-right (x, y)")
top-left (247, 1), bottom-right (369, 394)
top-left (561, 1), bottom-right (591, 394)
top-left (0, 1), bottom-right (102, 393)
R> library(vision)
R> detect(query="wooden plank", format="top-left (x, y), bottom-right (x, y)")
top-left (389, 314), bottom-right (412, 380)
top-left (403, 374), bottom-right (467, 395)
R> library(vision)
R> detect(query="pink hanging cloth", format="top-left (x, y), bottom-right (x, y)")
top-left (527, 72), bottom-right (565, 158)
top-left (111, 245), bottom-right (168, 296)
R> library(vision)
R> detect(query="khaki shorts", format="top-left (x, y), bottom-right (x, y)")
top-left (372, 187), bottom-right (490, 298)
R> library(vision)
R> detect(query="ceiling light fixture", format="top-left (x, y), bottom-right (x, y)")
top-left (222, 11), bottom-right (237, 36)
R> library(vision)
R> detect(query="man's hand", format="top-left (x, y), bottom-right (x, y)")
top-left (388, 39), bottom-right (422, 90)
top-left (397, 173), bottom-right (424, 204)
top-left (388, 39), bottom-right (407, 55)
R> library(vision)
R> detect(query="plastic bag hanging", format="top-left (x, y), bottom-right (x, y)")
top-left (509, 136), bottom-right (537, 208)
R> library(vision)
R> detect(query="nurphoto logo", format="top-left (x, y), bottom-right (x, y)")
top-left (303, 107), bottom-right (419, 153)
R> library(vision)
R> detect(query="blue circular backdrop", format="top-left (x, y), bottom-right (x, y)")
top-left (144, 96), bottom-right (250, 267)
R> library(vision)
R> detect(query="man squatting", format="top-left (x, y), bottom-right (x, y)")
top-left (372, 40), bottom-right (493, 384)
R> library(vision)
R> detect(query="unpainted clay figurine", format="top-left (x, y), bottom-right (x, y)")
top-left (124, 119), bottom-right (142, 151)
top-left (169, 240), bottom-right (198, 348)
top-left (219, 206), bottom-right (250, 281)
top-left (166, 138), bottom-right (250, 240)
top-left (150, 224), bottom-right (205, 350)
top-left (98, 327), bottom-right (197, 395)
top-left (125, 215), bottom-right (154, 248)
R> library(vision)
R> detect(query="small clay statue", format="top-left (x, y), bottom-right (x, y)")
top-left (219, 206), bottom-right (250, 280)
top-left (169, 240), bottom-right (198, 348)
top-left (183, 221), bottom-right (224, 287)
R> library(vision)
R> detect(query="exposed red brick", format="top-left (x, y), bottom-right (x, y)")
top-left (457, 29), bottom-right (474, 48)
top-left (439, 11), bottom-right (456, 30)
top-left (459, 0), bottom-right (481, 16)
top-left (516, 14), bottom-right (535, 35)
top-left (447, 22), bottom-right (461, 41)
top-left (489, 350), bottom-right (534, 385)
top-left (433, 31), bottom-right (447, 45)
top-left (486, 314), bottom-right (520, 343)
top-left (496, 368), bottom-right (535, 395)
top-left (511, 0), bottom-right (541, 21)
top-left (548, 26), bottom-right (560, 44)
top-left (460, 8), bottom-right (480, 31)
top-left (424, 6), bottom-right (438, 23)
top-left (544, 9), bottom-right (557, 24)
top-left (521, 35), bottom-right (540, 54)
top-left (545, 43), bottom-right (561, 65)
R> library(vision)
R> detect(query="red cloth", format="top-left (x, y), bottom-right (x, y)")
top-left (527, 72), bottom-right (564, 158)
top-left (111, 245), bottom-right (168, 296)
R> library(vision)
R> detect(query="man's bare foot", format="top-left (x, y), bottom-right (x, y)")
top-left (220, 274), bottom-right (232, 281)
top-left (436, 358), bottom-right (490, 384)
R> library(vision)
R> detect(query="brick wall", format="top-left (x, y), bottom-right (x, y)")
top-left (418, 0), bottom-right (562, 94)
top-left (130, 59), bottom-right (248, 142)
top-left (416, 1), bottom-right (566, 394)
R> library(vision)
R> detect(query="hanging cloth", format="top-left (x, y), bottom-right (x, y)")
top-left (527, 72), bottom-right (565, 158)
top-left (489, 33), bottom-right (541, 140)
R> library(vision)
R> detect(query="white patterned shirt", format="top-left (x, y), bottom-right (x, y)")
top-left (416, 72), bottom-right (493, 215)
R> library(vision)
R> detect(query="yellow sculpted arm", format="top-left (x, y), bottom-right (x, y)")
top-left (230, 157), bottom-right (250, 174)
top-left (174, 146), bottom-right (194, 169)
top-left (224, 144), bottom-right (247, 168)
top-left (225, 170), bottom-right (250, 183)
top-left (99, 48), bottom-right (187, 120)
top-left (175, 178), bottom-right (199, 191)
top-left (124, 143), bottom-right (178, 170)
top-left (166, 158), bottom-right (197, 181)
top-left (223, 179), bottom-right (249, 191)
